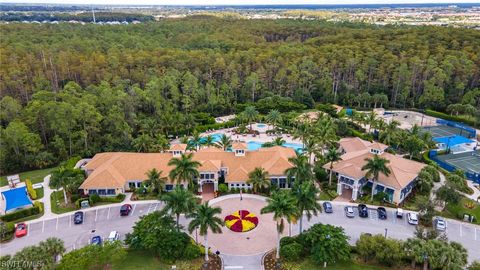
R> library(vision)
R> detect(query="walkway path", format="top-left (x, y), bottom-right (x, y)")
top-left (40, 175), bottom-right (56, 219)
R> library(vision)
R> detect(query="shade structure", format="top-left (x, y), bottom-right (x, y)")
top-left (1, 186), bottom-right (32, 212)
top-left (434, 135), bottom-right (475, 148)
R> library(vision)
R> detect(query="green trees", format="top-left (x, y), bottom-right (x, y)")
top-left (216, 134), bottom-right (232, 151)
top-left (168, 153), bottom-right (201, 188)
top-left (187, 203), bottom-right (223, 262)
top-left (243, 106), bottom-right (259, 130)
top-left (247, 167), bottom-right (270, 194)
top-left (356, 234), bottom-right (403, 266)
top-left (361, 155), bottom-right (391, 201)
top-left (160, 186), bottom-right (197, 231)
top-left (286, 153), bottom-right (313, 185)
top-left (292, 182), bottom-right (322, 234)
top-left (125, 211), bottom-right (194, 261)
top-left (58, 241), bottom-right (126, 270)
top-left (1, 237), bottom-right (65, 270)
top-left (49, 167), bottom-right (84, 204)
top-left (145, 168), bottom-right (166, 194)
top-left (324, 147), bottom-right (341, 186)
top-left (261, 190), bottom-right (299, 259)
top-left (266, 109), bottom-right (282, 129)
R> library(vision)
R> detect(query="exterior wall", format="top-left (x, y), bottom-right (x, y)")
top-left (84, 187), bottom-right (123, 196)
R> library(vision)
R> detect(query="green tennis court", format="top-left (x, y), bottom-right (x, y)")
top-left (436, 150), bottom-right (480, 174)
top-left (422, 125), bottom-right (471, 139)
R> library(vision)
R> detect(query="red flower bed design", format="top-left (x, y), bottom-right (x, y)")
top-left (224, 210), bottom-right (259, 232)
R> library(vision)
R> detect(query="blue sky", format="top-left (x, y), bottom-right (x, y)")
top-left (2, 0), bottom-right (478, 5)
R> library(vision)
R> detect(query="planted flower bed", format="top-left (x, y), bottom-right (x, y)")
top-left (224, 210), bottom-right (259, 232)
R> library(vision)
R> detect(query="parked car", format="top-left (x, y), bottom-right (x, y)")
top-left (344, 206), bottom-right (355, 218)
top-left (120, 204), bottom-right (132, 216)
top-left (396, 208), bottom-right (404, 219)
top-left (407, 213), bottom-right (419, 225)
top-left (377, 207), bottom-right (387, 220)
top-left (323, 202), bottom-right (333, 213)
top-left (91, 235), bottom-right (102, 245)
top-left (434, 217), bottom-right (447, 231)
top-left (15, 223), bottom-right (27, 238)
top-left (107, 231), bottom-right (119, 241)
top-left (73, 211), bottom-right (84, 225)
top-left (358, 204), bottom-right (369, 218)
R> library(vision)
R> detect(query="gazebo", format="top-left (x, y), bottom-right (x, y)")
top-left (1, 186), bottom-right (33, 213)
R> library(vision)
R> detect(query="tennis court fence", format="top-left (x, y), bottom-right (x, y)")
top-left (436, 119), bottom-right (476, 139)
top-left (429, 150), bottom-right (480, 183)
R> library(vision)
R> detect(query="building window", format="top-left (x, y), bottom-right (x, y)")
top-left (210, 173), bottom-right (215, 179)
top-left (98, 189), bottom-right (106, 195)
top-left (88, 189), bottom-right (97, 195)
top-left (236, 184), bottom-right (240, 187)
top-left (107, 189), bottom-right (115, 195)
top-left (279, 178), bottom-right (287, 188)
top-left (165, 184), bottom-right (173, 191)
top-left (271, 178), bottom-right (278, 186)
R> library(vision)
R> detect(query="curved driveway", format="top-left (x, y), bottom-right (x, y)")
top-left (1, 199), bottom-right (479, 265)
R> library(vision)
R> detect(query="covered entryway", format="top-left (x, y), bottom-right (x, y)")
top-left (201, 182), bottom-right (215, 202)
top-left (335, 184), bottom-right (353, 202)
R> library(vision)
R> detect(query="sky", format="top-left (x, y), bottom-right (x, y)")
top-left (2, 0), bottom-right (478, 6)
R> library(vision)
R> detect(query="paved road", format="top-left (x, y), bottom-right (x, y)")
top-left (1, 201), bottom-right (479, 268)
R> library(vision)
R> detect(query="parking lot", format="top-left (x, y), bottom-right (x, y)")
top-left (1, 201), bottom-right (479, 262)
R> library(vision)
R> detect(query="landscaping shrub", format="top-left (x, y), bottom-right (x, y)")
top-left (61, 156), bottom-right (82, 169)
top-left (34, 201), bottom-right (43, 213)
top-left (425, 109), bottom-right (477, 128)
top-left (280, 242), bottom-right (303, 261)
top-left (0, 205), bottom-right (40, 222)
top-left (0, 222), bottom-right (15, 242)
top-left (70, 194), bottom-right (80, 203)
top-left (25, 179), bottom-right (37, 200)
top-left (183, 242), bottom-right (202, 260)
top-left (280, 236), bottom-right (297, 247)
top-left (116, 193), bottom-right (126, 201)
top-left (218, 183), bottom-right (228, 194)
top-left (90, 194), bottom-right (101, 204)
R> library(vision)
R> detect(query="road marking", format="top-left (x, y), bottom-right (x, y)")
top-left (42, 221), bottom-right (45, 233)
top-left (153, 203), bottom-right (159, 212)
top-left (95, 209), bottom-right (98, 222)
top-left (475, 228), bottom-right (477, 241)
top-left (460, 224), bottom-right (463, 237)
top-left (225, 266), bottom-right (244, 269)
top-left (56, 217), bottom-right (59, 230)
top-left (131, 204), bottom-right (136, 216)
top-left (107, 207), bottom-right (111, 220)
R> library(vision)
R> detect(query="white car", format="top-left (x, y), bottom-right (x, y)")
top-left (434, 217), bottom-right (447, 231)
top-left (344, 206), bottom-right (355, 218)
top-left (107, 231), bottom-right (119, 241)
top-left (407, 213), bottom-right (419, 225)
top-left (396, 208), bottom-right (404, 219)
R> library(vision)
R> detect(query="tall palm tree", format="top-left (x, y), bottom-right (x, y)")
top-left (324, 147), bottom-right (341, 186)
top-left (314, 115), bottom-right (337, 155)
top-left (380, 120), bottom-right (400, 146)
top-left (261, 191), bottom-right (299, 259)
top-left (187, 203), bottom-right (223, 262)
top-left (160, 186), bottom-right (198, 231)
top-left (203, 135), bottom-right (216, 147)
top-left (244, 106), bottom-right (259, 131)
top-left (39, 237), bottom-right (65, 264)
top-left (190, 131), bottom-right (203, 151)
top-left (303, 137), bottom-right (320, 164)
top-left (292, 182), bottom-right (322, 234)
top-left (293, 122), bottom-right (310, 148)
top-left (263, 137), bottom-right (286, 148)
top-left (145, 168), bottom-right (167, 194)
top-left (132, 133), bottom-right (153, 152)
top-left (266, 109), bottom-right (282, 129)
top-left (285, 152), bottom-right (313, 185)
top-left (154, 134), bottom-right (170, 152)
top-left (168, 153), bottom-right (201, 189)
top-left (366, 111), bottom-right (377, 134)
top-left (216, 134), bottom-right (232, 151)
top-left (247, 167), bottom-right (270, 193)
top-left (361, 155), bottom-right (391, 201)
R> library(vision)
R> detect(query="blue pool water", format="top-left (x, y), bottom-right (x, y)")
top-left (257, 123), bottom-right (267, 128)
top-left (247, 141), bottom-right (303, 153)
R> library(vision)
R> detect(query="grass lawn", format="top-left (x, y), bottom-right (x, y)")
top-left (284, 259), bottom-right (387, 270)
top-left (0, 167), bottom-right (58, 187)
top-left (34, 187), bottom-right (44, 200)
top-left (50, 191), bottom-right (77, 214)
top-left (441, 197), bottom-right (480, 224)
top-left (112, 250), bottom-right (203, 270)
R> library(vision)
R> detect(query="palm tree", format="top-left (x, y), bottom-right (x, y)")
top-left (247, 167), bottom-right (270, 194)
top-left (324, 147), bottom-right (341, 186)
top-left (292, 182), bottom-right (322, 234)
top-left (188, 203), bottom-right (223, 262)
top-left (266, 109), bottom-right (282, 129)
top-left (272, 137), bottom-right (286, 146)
top-left (244, 106), bottom-right (259, 131)
top-left (366, 111), bottom-right (377, 134)
top-left (154, 134), bottom-right (170, 152)
top-left (39, 237), bottom-right (65, 264)
top-left (168, 153), bottom-right (201, 189)
top-left (285, 152), bottom-right (313, 185)
top-left (132, 133), bottom-right (153, 152)
top-left (314, 115), bottom-right (337, 155)
top-left (145, 168), bottom-right (167, 194)
top-left (160, 186), bottom-right (198, 231)
top-left (361, 155), bottom-right (391, 201)
top-left (190, 131), bottom-right (203, 151)
top-left (261, 191), bottom-right (298, 259)
top-left (380, 120), bottom-right (400, 146)
top-left (216, 134), bottom-right (232, 151)
top-left (303, 137), bottom-right (320, 164)
top-left (203, 135), bottom-right (215, 147)
top-left (293, 122), bottom-right (310, 148)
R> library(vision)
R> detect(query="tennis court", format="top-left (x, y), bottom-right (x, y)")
top-left (436, 150), bottom-right (480, 174)
top-left (422, 125), bottom-right (472, 139)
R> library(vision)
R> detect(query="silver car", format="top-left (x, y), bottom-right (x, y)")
top-left (434, 217), bottom-right (447, 231)
top-left (344, 206), bottom-right (355, 218)
top-left (407, 213), bottom-right (419, 225)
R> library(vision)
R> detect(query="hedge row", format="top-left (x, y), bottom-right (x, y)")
top-left (194, 120), bottom-right (236, 133)
top-left (0, 204), bottom-right (41, 222)
top-left (425, 109), bottom-right (478, 128)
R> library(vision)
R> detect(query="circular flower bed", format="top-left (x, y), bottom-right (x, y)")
top-left (224, 210), bottom-right (259, 232)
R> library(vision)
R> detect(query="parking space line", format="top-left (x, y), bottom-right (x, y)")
top-left (42, 220), bottom-right (45, 233)
top-left (56, 217), bottom-right (59, 230)
top-left (131, 204), bottom-right (136, 216)
top-left (460, 224), bottom-right (463, 237)
top-left (475, 228), bottom-right (477, 240)
top-left (69, 215), bottom-right (72, 227)
top-left (95, 209), bottom-right (98, 222)
top-left (107, 207), bottom-right (111, 220)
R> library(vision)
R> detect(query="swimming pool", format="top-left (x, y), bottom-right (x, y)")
top-left (247, 141), bottom-right (303, 152)
top-left (257, 123), bottom-right (267, 128)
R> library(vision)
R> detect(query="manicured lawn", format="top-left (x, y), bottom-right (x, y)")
top-left (441, 197), bottom-right (480, 224)
top-left (284, 259), bottom-right (387, 270)
top-left (0, 167), bottom-right (58, 187)
top-left (34, 187), bottom-right (44, 200)
top-left (50, 191), bottom-right (77, 214)
top-left (112, 250), bottom-right (203, 270)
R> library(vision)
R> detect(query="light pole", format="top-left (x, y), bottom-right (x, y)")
top-left (384, 228), bottom-right (388, 238)
top-left (324, 234), bottom-right (331, 268)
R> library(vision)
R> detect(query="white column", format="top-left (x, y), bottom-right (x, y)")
top-left (337, 182), bottom-right (342, 195)
top-left (214, 181), bottom-right (218, 191)
top-left (352, 184), bottom-right (359, 201)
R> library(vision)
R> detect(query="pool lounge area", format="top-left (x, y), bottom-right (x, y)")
top-left (193, 133), bottom-right (303, 152)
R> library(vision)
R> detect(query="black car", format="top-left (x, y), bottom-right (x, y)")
top-left (120, 204), bottom-right (132, 216)
top-left (377, 207), bottom-right (387, 220)
top-left (73, 211), bottom-right (84, 224)
top-left (358, 204), bottom-right (369, 218)
top-left (323, 202), bottom-right (333, 213)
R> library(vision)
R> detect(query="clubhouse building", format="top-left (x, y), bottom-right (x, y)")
top-left (79, 143), bottom-right (296, 196)
top-left (325, 137), bottom-right (426, 204)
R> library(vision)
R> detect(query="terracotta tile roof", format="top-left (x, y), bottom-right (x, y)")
top-left (80, 146), bottom-right (296, 189)
top-left (232, 142), bottom-right (248, 150)
top-left (169, 144), bottom-right (187, 151)
top-left (339, 137), bottom-right (387, 153)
